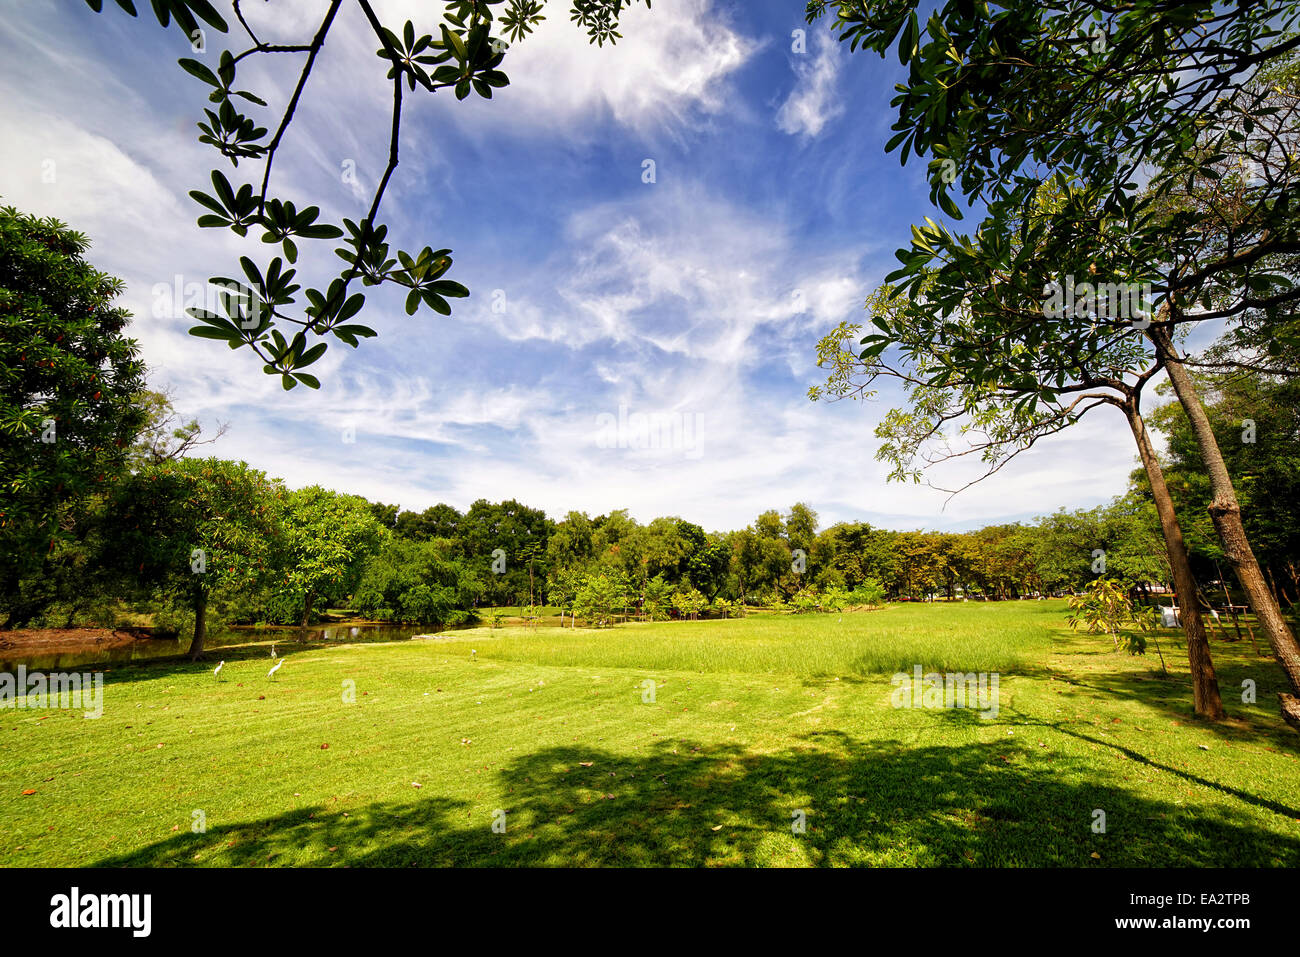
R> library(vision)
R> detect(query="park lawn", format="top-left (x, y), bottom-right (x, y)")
top-left (1, 600), bottom-right (1297, 867)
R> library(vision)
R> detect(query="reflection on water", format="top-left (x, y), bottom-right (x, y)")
top-left (0, 619), bottom-right (474, 673)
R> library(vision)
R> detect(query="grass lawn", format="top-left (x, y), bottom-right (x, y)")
top-left (2, 600), bottom-right (1297, 867)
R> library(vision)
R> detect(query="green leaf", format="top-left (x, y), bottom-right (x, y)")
top-left (188, 325), bottom-right (239, 341)
top-left (899, 12), bottom-right (918, 65)
top-left (178, 57), bottom-right (220, 87)
top-left (297, 342), bottom-right (327, 367)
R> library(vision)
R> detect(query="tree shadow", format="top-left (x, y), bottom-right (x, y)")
top-left (1022, 648), bottom-right (1300, 750)
top-left (90, 730), bottom-right (1300, 867)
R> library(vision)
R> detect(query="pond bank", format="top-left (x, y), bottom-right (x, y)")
top-left (0, 619), bottom-right (472, 672)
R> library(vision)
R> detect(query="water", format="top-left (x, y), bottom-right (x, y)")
top-left (0, 620), bottom-right (474, 673)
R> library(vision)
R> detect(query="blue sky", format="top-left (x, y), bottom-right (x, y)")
top-left (0, 0), bottom-right (1156, 532)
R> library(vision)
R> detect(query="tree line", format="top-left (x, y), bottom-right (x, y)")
top-left (2, 199), bottom-right (1291, 658)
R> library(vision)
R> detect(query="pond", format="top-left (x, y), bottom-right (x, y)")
top-left (0, 619), bottom-right (475, 673)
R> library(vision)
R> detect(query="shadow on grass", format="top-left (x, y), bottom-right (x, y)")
top-left (91, 731), bottom-right (1300, 868)
top-left (1024, 640), bottom-right (1300, 750)
top-left (933, 703), bottom-right (1300, 820)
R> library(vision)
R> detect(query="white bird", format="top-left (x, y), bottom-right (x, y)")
top-left (268, 657), bottom-right (285, 679)
top-left (270, 643), bottom-right (277, 658)
top-left (213, 660), bottom-right (224, 679)
top-left (471, 649), bottom-right (477, 659)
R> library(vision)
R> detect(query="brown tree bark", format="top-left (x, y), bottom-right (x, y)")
top-left (1150, 325), bottom-right (1300, 732)
top-left (190, 588), bottom-right (208, 661)
top-left (1123, 401), bottom-right (1224, 720)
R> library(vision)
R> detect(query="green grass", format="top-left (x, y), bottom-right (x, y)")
top-left (2, 601), bottom-right (1298, 867)
top-left (468, 603), bottom-right (1056, 675)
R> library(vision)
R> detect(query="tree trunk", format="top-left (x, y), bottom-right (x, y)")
top-left (301, 591), bottom-right (315, 628)
top-left (1215, 562), bottom-right (1245, 643)
top-left (190, 588), bottom-right (208, 661)
top-left (1151, 325), bottom-right (1300, 731)
top-left (1123, 401), bottom-right (1224, 720)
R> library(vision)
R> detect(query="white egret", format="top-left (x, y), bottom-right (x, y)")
top-left (213, 660), bottom-right (224, 679)
top-left (268, 657), bottom-right (285, 679)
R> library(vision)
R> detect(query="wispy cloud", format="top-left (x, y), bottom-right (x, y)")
top-left (0, 0), bottom-right (1144, 532)
top-left (776, 27), bottom-right (845, 138)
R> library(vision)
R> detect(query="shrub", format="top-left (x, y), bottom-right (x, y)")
top-left (848, 579), bottom-right (887, 607)
top-left (673, 587), bottom-right (707, 620)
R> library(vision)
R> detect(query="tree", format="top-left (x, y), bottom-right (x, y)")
top-left (281, 486), bottom-right (385, 625)
top-left (547, 511), bottom-right (596, 576)
top-left (1067, 578), bottom-right (1165, 673)
top-left (459, 498), bottom-right (551, 604)
top-left (1132, 366), bottom-right (1300, 659)
top-left (394, 503), bottom-right (464, 542)
top-left (0, 205), bottom-right (147, 626)
top-left (85, 0), bottom-right (652, 387)
top-left (126, 388), bottom-right (227, 468)
top-left (573, 571), bottom-right (624, 628)
top-left (811, 258), bottom-right (1226, 717)
top-left (104, 457), bottom-right (284, 658)
top-left (546, 568), bottom-right (582, 627)
top-left (368, 501), bottom-right (400, 531)
top-left (849, 578), bottom-right (886, 607)
top-left (353, 537), bottom-right (480, 624)
top-left (807, 0), bottom-right (1300, 726)
top-left (642, 575), bottom-right (674, 621)
top-left (685, 533), bottom-right (731, 601)
top-left (672, 586), bottom-right (707, 620)
top-left (785, 503), bottom-right (819, 556)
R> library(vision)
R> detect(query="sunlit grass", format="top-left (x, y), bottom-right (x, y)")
top-left (2, 600), bottom-right (1297, 867)
top-left (454, 602), bottom-right (1059, 675)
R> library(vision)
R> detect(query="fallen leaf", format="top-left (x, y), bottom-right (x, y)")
top-left (21, 789), bottom-right (36, 796)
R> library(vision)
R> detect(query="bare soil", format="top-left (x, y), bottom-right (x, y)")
top-left (0, 627), bottom-right (166, 656)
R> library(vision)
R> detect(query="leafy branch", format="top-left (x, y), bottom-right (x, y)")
top-left (85, 0), bottom-right (650, 389)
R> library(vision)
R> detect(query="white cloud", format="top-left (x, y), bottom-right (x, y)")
top-left (0, 2), bottom-right (1146, 534)
top-left (476, 0), bottom-right (757, 135)
top-left (776, 28), bottom-right (844, 138)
